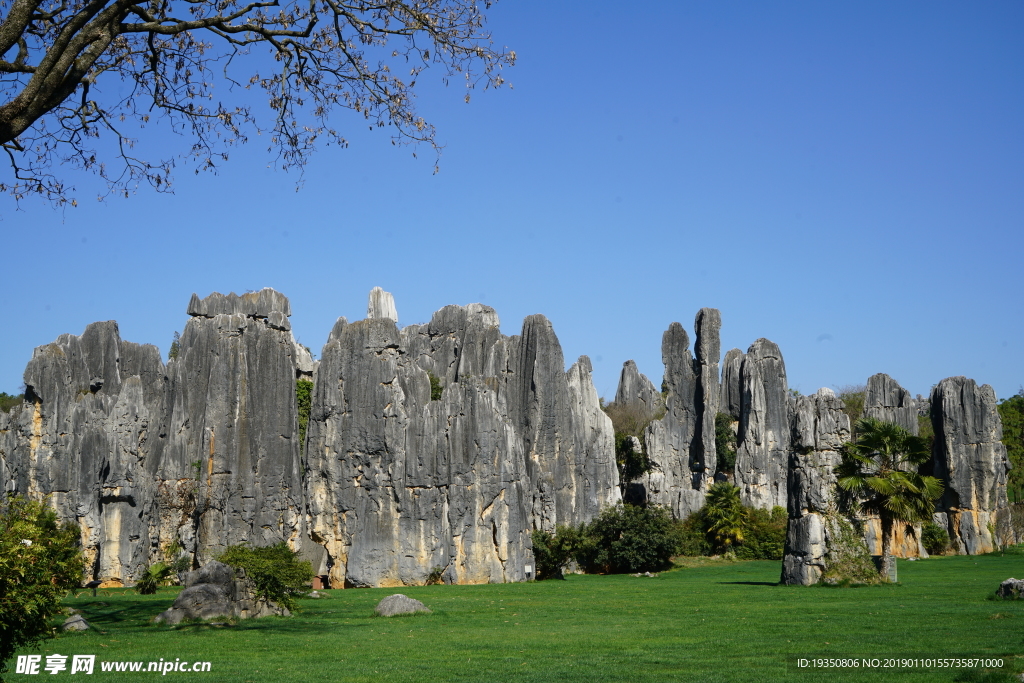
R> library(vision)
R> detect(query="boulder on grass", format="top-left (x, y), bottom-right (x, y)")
top-left (62, 615), bottom-right (90, 631)
top-left (154, 560), bottom-right (290, 625)
top-left (375, 594), bottom-right (431, 617)
top-left (996, 578), bottom-right (1024, 599)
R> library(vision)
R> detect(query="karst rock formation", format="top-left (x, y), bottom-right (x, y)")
top-left (0, 287), bottom-right (1015, 587)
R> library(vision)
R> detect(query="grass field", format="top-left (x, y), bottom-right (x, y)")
top-left (8, 551), bottom-right (1024, 683)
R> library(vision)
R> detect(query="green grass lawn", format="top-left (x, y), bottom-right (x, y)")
top-left (8, 551), bottom-right (1024, 683)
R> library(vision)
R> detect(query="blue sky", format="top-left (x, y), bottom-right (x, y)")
top-left (2, 1), bottom-right (1022, 403)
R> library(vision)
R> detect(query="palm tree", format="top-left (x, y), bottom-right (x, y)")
top-left (704, 482), bottom-right (745, 553)
top-left (836, 417), bottom-right (944, 580)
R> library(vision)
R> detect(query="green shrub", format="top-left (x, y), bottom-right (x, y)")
top-left (603, 401), bottom-right (664, 484)
top-left (217, 542), bottom-right (314, 612)
top-left (575, 504), bottom-right (678, 574)
top-left (135, 562), bottom-right (174, 594)
top-left (0, 392), bottom-right (22, 413)
top-left (425, 566), bottom-right (445, 585)
top-left (714, 413), bottom-right (737, 474)
top-left (735, 506), bottom-right (787, 560)
top-left (1, 496), bottom-right (86, 682)
top-left (921, 521), bottom-right (950, 555)
top-left (614, 433), bottom-right (651, 484)
top-left (427, 372), bottom-right (443, 401)
top-left (703, 482), bottom-right (746, 553)
top-left (836, 385), bottom-right (866, 435)
top-left (295, 379), bottom-right (313, 456)
top-left (531, 525), bottom-right (584, 580)
top-left (998, 392), bottom-right (1024, 504)
top-left (674, 512), bottom-right (711, 557)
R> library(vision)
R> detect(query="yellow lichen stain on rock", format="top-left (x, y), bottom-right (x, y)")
top-left (29, 399), bottom-right (42, 454)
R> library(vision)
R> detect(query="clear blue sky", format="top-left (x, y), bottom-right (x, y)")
top-left (2, 1), bottom-right (1022, 403)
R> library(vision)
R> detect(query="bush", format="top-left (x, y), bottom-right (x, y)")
top-left (531, 525), bottom-right (584, 580)
top-left (714, 413), bottom-right (737, 474)
top-left (922, 521), bottom-right (950, 555)
top-left (735, 506), bottom-right (787, 560)
top-left (427, 372), bottom-right (443, 401)
top-left (1, 496), bottom-right (85, 682)
top-left (135, 562), bottom-right (174, 594)
top-left (0, 392), bottom-right (22, 413)
top-left (217, 542), bottom-right (314, 611)
top-left (836, 385), bottom-right (866, 435)
top-left (674, 512), bottom-right (711, 557)
top-left (603, 401), bottom-right (664, 484)
top-left (703, 482), bottom-right (745, 552)
top-left (575, 504), bottom-right (678, 574)
top-left (295, 379), bottom-right (313, 456)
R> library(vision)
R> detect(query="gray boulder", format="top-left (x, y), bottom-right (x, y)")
top-left (931, 377), bottom-right (1013, 554)
top-left (62, 614), bottom-right (91, 631)
top-left (375, 594), bottom-right (431, 617)
top-left (154, 561), bottom-right (289, 624)
top-left (996, 578), bottom-right (1024, 599)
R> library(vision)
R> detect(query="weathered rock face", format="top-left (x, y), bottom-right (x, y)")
top-left (11, 321), bottom-right (168, 584)
top-left (864, 373), bottom-right (919, 435)
top-left (931, 377), bottom-right (1013, 554)
top-left (614, 361), bottom-right (664, 417)
top-left (1, 289), bottom-right (309, 585)
top-left (734, 339), bottom-right (791, 509)
top-left (781, 388), bottom-right (850, 585)
top-left (305, 293), bottom-right (618, 588)
top-left (693, 308), bottom-right (721, 485)
top-left (626, 315), bottom-right (724, 518)
top-left (720, 348), bottom-right (744, 420)
top-left (366, 286), bottom-right (398, 323)
top-left (162, 290), bottom-right (307, 565)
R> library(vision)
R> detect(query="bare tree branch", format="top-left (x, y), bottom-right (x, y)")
top-left (0, 0), bottom-right (515, 205)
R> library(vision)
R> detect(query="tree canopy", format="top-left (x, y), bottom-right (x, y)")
top-left (0, 0), bottom-right (514, 204)
top-left (0, 496), bottom-right (85, 682)
top-left (836, 417), bottom-right (943, 579)
top-left (997, 390), bottom-right (1024, 504)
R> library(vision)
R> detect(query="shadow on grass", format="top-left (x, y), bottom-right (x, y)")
top-left (717, 581), bottom-right (779, 586)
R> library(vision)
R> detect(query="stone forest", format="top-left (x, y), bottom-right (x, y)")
top-left (0, 288), bottom-right (1013, 589)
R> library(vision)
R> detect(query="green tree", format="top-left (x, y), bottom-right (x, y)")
top-left (217, 542), bottom-right (313, 612)
top-left (0, 496), bottom-right (85, 682)
top-left (836, 417), bottom-right (944, 579)
top-left (295, 379), bottom-right (313, 457)
top-left (575, 504), bottom-right (678, 574)
top-left (836, 385), bottom-right (866, 436)
top-left (167, 331), bottom-right (181, 361)
top-left (997, 391), bottom-right (1024, 504)
top-left (703, 482), bottom-right (745, 553)
top-left (0, 392), bottom-right (23, 413)
top-left (714, 413), bottom-right (737, 474)
top-left (530, 525), bottom-right (583, 580)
